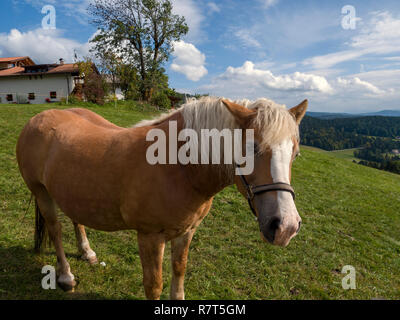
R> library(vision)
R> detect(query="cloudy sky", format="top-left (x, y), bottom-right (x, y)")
top-left (1, 0), bottom-right (400, 112)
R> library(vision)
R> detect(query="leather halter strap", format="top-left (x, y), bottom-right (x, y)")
top-left (236, 165), bottom-right (295, 218)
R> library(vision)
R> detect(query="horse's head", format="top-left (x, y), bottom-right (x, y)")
top-left (222, 99), bottom-right (308, 247)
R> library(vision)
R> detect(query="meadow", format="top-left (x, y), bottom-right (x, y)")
top-left (0, 103), bottom-right (399, 299)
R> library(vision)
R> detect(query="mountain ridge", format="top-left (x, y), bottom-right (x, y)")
top-left (308, 110), bottom-right (400, 119)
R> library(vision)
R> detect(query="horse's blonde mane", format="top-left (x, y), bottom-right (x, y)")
top-left (134, 96), bottom-right (298, 150)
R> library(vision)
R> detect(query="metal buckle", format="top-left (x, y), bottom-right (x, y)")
top-left (246, 185), bottom-right (254, 200)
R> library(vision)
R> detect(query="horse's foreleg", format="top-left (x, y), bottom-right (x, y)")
top-left (73, 222), bottom-right (98, 265)
top-left (137, 232), bottom-right (166, 300)
top-left (35, 192), bottom-right (76, 292)
top-left (170, 228), bottom-right (196, 300)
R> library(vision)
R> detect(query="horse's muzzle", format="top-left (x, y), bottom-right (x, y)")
top-left (260, 217), bottom-right (302, 247)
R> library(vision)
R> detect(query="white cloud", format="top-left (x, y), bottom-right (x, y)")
top-left (224, 5), bottom-right (340, 58)
top-left (303, 50), bottom-right (367, 70)
top-left (0, 28), bottom-right (91, 64)
top-left (171, 40), bottom-right (208, 81)
top-left (335, 77), bottom-right (385, 96)
top-left (192, 61), bottom-right (392, 113)
top-left (204, 61), bottom-right (333, 97)
top-left (234, 29), bottom-right (262, 48)
top-left (351, 11), bottom-right (400, 50)
top-left (304, 11), bottom-right (400, 69)
top-left (172, 0), bottom-right (205, 43)
top-left (349, 69), bottom-right (400, 97)
top-left (383, 56), bottom-right (400, 61)
top-left (262, 0), bottom-right (279, 9)
top-left (207, 2), bottom-right (220, 14)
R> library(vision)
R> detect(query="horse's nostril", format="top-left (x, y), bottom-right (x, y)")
top-left (264, 217), bottom-right (280, 243)
top-left (260, 217), bottom-right (282, 243)
top-left (297, 221), bottom-right (302, 233)
top-left (270, 217), bottom-right (281, 232)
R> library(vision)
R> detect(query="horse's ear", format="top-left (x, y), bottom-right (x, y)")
top-left (221, 99), bottom-right (257, 128)
top-left (289, 99), bottom-right (308, 125)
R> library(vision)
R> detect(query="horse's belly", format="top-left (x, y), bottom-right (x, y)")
top-left (42, 143), bottom-right (130, 230)
top-left (45, 169), bottom-right (129, 231)
top-left (55, 196), bottom-right (128, 231)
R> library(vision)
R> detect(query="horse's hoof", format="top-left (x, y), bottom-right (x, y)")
top-left (57, 274), bottom-right (76, 292)
top-left (87, 256), bottom-right (98, 265)
top-left (57, 280), bottom-right (76, 292)
top-left (82, 253), bottom-right (98, 265)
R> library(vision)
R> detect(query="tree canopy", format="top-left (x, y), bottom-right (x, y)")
top-left (88, 0), bottom-right (188, 101)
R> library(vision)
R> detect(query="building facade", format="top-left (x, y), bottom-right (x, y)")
top-left (0, 56), bottom-right (80, 104)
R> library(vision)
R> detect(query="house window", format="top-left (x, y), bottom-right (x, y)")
top-left (6, 94), bottom-right (13, 102)
top-left (50, 91), bottom-right (57, 99)
top-left (28, 93), bottom-right (35, 100)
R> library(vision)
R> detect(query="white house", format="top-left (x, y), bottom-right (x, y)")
top-left (0, 56), bottom-right (80, 104)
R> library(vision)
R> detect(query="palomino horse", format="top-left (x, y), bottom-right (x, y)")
top-left (16, 97), bottom-right (307, 299)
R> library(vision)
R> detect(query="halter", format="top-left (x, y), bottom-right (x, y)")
top-left (236, 165), bottom-right (296, 218)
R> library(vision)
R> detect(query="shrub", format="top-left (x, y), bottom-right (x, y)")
top-left (83, 73), bottom-right (107, 105)
top-left (150, 91), bottom-right (171, 110)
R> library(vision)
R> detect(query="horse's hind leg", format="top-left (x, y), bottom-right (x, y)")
top-left (170, 228), bottom-right (196, 300)
top-left (35, 188), bottom-right (76, 292)
top-left (73, 222), bottom-right (98, 265)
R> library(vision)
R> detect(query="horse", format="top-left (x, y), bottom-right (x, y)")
top-left (16, 96), bottom-right (307, 299)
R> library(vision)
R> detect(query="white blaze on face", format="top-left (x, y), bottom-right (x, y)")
top-left (270, 139), bottom-right (293, 184)
top-left (270, 138), bottom-right (300, 244)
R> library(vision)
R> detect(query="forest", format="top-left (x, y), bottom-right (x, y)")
top-left (300, 115), bottom-right (400, 174)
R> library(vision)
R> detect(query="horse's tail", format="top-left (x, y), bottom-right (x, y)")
top-left (34, 198), bottom-right (48, 253)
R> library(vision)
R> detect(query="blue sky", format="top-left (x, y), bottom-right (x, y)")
top-left (1, 0), bottom-right (400, 112)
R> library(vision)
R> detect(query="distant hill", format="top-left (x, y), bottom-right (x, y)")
top-left (300, 115), bottom-right (400, 175)
top-left (300, 115), bottom-right (400, 150)
top-left (308, 110), bottom-right (400, 119)
top-left (307, 112), bottom-right (358, 120)
top-left (360, 110), bottom-right (400, 117)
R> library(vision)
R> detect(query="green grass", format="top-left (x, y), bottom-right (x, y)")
top-left (302, 146), bottom-right (361, 162)
top-left (330, 148), bottom-right (362, 162)
top-left (1, 104), bottom-right (400, 300)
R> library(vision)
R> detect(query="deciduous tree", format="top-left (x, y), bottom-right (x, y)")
top-left (88, 0), bottom-right (188, 101)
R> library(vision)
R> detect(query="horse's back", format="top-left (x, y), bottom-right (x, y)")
top-left (65, 108), bottom-right (123, 130)
top-left (17, 109), bottom-right (73, 186)
top-left (16, 108), bottom-right (123, 187)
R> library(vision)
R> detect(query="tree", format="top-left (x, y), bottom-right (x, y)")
top-left (76, 58), bottom-right (108, 105)
top-left (118, 63), bottom-right (141, 100)
top-left (88, 0), bottom-right (188, 101)
top-left (94, 50), bottom-right (121, 98)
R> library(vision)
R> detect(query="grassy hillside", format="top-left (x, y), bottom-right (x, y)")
top-left (302, 146), bottom-right (361, 162)
top-left (0, 104), bottom-right (399, 300)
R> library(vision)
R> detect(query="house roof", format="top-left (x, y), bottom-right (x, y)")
top-left (0, 56), bottom-right (35, 65)
top-left (0, 63), bottom-right (79, 77)
top-left (0, 66), bottom-right (25, 76)
top-left (47, 64), bottom-right (80, 74)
